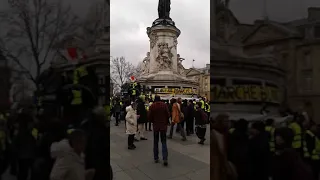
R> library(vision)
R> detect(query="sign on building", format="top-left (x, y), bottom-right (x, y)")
top-left (211, 85), bottom-right (281, 103)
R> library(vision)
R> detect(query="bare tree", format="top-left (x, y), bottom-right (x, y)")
top-left (0, 0), bottom-right (79, 90)
top-left (111, 56), bottom-right (135, 89)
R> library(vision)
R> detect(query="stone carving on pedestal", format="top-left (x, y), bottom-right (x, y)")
top-left (149, 31), bottom-right (158, 49)
top-left (142, 52), bottom-right (150, 74)
top-left (173, 37), bottom-right (178, 49)
top-left (156, 42), bottom-right (174, 70)
top-left (177, 54), bottom-right (185, 75)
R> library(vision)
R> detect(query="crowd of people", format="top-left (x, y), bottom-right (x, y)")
top-left (111, 95), bottom-right (210, 166)
top-left (211, 110), bottom-right (320, 180)
top-left (0, 106), bottom-right (111, 180)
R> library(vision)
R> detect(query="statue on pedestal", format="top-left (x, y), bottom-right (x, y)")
top-left (158, 0), bottom-right (171, 19)
top-left (142, 52), bottom-right (150, 74)
top-left (156, 42), bottom-right (173, 70)
top-left (177, 54), bottom-right (185, 75)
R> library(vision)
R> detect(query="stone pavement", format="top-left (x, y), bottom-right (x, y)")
top-left (111, 121), bottom-right (210, 180)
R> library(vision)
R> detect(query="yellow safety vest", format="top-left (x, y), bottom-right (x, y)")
top-left (265, 126), bottom-right (275, 152)
top-left (104, 105), bottom-right (110, 121)
top-left (200, 100), bottom-right (205, 109)
top-left (132, 89), bottom-right (136, 96)
top-left (303, 130), bottom-right (320, 160)
top-left (71, 66), bottom-right (87, 105)
top-left (205, 103), bottom-right (210, 113)
top-left (71, 90), bottom-right (82, 105)
top-left (31, 128), bottom-right (38, 140)
top-left (67, 128), bottom-right (75, 134)
top-left (289, 122), bottom-right (302, 149)
top-left (229, 128), bottom-right (235, 134)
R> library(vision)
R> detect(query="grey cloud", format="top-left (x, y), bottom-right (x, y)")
top-left (230, 0), bottom-right (320, 23)
top-left (110, 0), bottom-right (210, 68)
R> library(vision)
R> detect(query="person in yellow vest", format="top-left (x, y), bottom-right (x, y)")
top-left (205, 99), bottom-right (210, 122)
top-left (145, 100), bottom-right (152, 131)
top-left (228, 120), bottom-right (236, 134)
top-left (200, 98), bottom-right (205, 110)
top-left (265, 119), bottom-right (276, 153)
top-left (192, 100), bottom-right (197, 110)
top-left (303, 123), bottom-right (320, 179)
top-left (288, 115), bottom-right (303, 155)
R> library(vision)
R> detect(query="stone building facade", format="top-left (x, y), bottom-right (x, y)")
top-left (211, 4), bottom-right (286, 116)
top-left (186, 64), bottom-right (210, 99)
top-left (213, 5), bottom-right (320, 121)
top-left (241, 7), bottom-right (320, 121)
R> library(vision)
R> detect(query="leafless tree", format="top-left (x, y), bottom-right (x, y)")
top-left (111, 56), bottom-right (135, 89)
top-left (0, 0), bottom-right (79, 89)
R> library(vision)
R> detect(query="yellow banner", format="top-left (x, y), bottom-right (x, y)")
top-left (211, 85), bottom-right (281, 103)
top-left (154, 88), bottom-right (196, 95)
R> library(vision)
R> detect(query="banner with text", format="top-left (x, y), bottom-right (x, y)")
top-left (154, 88), bottom-right (196, 95)
top-left (211, 85), bottom-right (281, 103)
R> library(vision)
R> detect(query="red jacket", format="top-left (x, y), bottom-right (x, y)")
top-left (148, 101), bottom-right (170, 132)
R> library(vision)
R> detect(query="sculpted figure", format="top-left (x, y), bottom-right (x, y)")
top-left (142, 52), bottom-right (150, 74)
top-left (158, 0), bottom-right (171, 19)
top-left (177, 54), bottom-right (185, 75)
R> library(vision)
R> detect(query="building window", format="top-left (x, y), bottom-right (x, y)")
top-left (301, 74), bottom-right (313, 91)
top-left (298, 26), bottom-right (305, 37)
top-left (302, 52), bottom-right (312, 69)
top-left (282, 53), bottom-right (288, 69)
top-left (314, 25), bottom-right (320, 38)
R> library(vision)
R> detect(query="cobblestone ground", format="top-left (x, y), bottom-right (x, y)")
top-left (111, 120), bottom-right (210, 180)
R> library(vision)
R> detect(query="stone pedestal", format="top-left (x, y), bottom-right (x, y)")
top-left (147, 19), bottom-right (180, 74)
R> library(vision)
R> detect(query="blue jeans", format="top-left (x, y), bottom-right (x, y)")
top-left (153, 131), bottom-right (168, 160)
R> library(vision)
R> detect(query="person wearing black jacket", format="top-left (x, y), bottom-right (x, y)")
top-left (248, 121), bottom-right (270, 180)
top-left (136, 98), bottom-right (148, 140)
top-left (32, 117), bottom-right (67, 180)
top-left (194, 102), bottom-right (207, 144)
top-left (304, 123), bottom-right (320, 180)
top-left (186, 100), bottom-right (194, 135)
top-left (80, 107), bottom-right (110, 180)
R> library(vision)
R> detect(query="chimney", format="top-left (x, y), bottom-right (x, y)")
top-left (308, 7), bottom-right (320, 21)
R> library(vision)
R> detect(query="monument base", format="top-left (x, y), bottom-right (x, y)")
top-left (138, 71), bottom-right (198, 90)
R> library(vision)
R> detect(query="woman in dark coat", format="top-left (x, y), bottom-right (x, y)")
top-left (136, 98), bottom-right (148, 140)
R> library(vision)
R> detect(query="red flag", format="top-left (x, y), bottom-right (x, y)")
top-left (82, 52), bottom-right (87, 60)
top-left (67, 47), bottom-right (78, 60)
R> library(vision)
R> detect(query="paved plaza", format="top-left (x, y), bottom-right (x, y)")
top-left (111, 120), bottom-right (210, 180)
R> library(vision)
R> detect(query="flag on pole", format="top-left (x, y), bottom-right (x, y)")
top-left (130, 76), bottom-right (136, 82)
top-left (67, 47), bottom-right (78, 60)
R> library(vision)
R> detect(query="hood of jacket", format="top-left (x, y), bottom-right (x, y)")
top-left (50, 139), bottom-right (84, 163)
top-left (126, 105), bottom-right (134, 113)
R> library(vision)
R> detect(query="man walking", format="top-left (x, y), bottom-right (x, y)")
top-left (148, 95), bottom-right (170, 166)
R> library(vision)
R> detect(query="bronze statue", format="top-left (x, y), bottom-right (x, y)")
top-left (158, 0), bottom-right (171, 19)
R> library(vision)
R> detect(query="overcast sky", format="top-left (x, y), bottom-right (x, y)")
top-left (230, 0), bottom-right (320, 23)
top-left (110, 0), bottom-right (210, 69)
